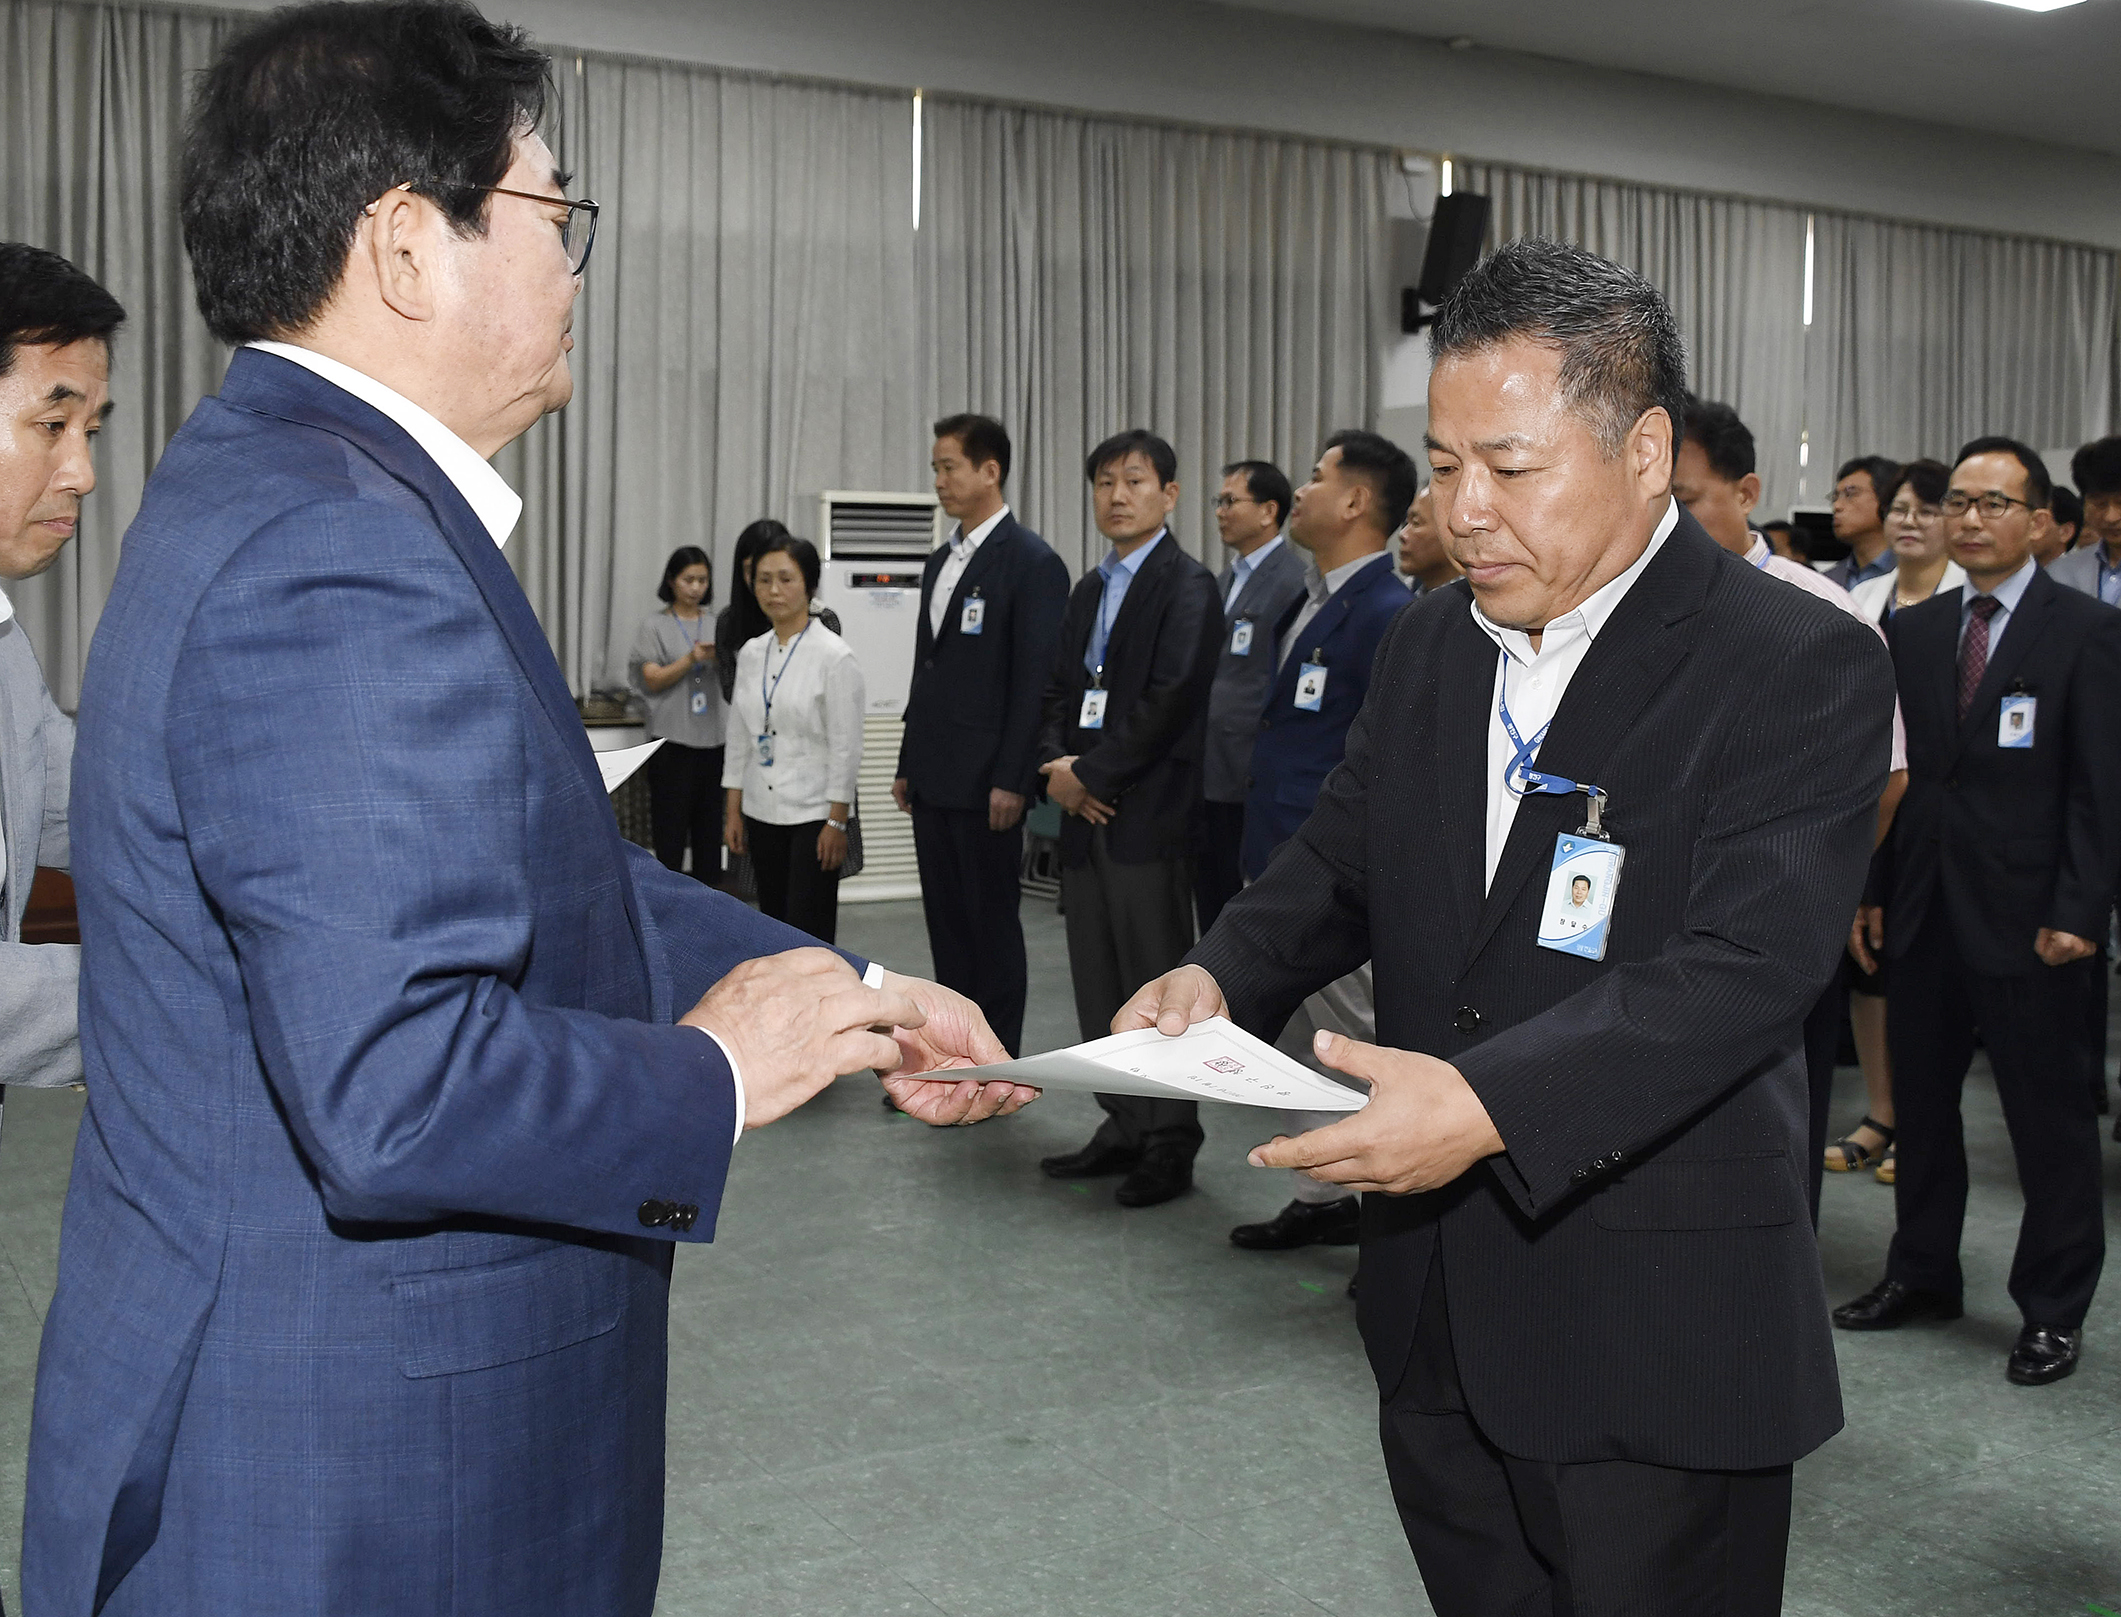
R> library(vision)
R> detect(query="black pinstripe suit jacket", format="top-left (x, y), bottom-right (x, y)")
top-left (1191, 510), bottom-right (1892, 1471)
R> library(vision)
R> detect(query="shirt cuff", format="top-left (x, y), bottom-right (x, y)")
top-left (692, 962), bottom-right (884, 1145)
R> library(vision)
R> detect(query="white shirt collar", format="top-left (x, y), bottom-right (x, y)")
top-left (1471, 497), bottom-right (1679, 663)
top-left (951, 505), bottom-right (1009, 552)
top-left (246, 341), bottom-right (523, 547)
top-left (0, 581), bottom-right (13, 627)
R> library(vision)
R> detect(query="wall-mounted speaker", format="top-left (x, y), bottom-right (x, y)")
top-left (1401, 191), bottom-right (1492, 334)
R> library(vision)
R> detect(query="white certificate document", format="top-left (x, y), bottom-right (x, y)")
top-left (596, 738), bottom-right (665, 794)
top-left (964, 1017), bottom-right (1368, 1111)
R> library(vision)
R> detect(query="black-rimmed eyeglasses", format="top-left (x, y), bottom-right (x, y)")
top-left (1941, 490), bottom-right (2035, 521)
top-left (370, 182), bottom-right (600, 276)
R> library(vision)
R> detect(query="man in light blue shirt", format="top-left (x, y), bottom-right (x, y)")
top-left (2048, 436), bottom-right (2121, 607)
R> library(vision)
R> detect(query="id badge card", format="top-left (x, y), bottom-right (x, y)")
top-left (755, 732), bottom-right (775, 767)
top-left (1230, 618), bottom-right (1254, 657)
top-left (1537, 832), bottom-right (1625, 961)
top-left (1294, 662), bottom-right (1328, 712)
top-left (690, 689), bottom-right (709, 715)
top-left (961, 594), bottom-right (986, 635)
top-left (1079, 687), bottom-right (1109, 730)
top-left (1999, 692), bottom-right (2036, 749)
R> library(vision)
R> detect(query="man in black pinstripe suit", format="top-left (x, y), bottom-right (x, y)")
top-left (1117, 241), bottom-right (1894, 1614)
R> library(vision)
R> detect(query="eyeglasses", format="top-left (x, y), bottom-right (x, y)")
top-left (1941, 490), bottom-right (2035, 521)
top-left (368, 182), bottom-right (600, 275)
top-left (1212, 494), bottom-right (1256, 511)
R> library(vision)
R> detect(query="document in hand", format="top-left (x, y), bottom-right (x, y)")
top-left (963, 1017), bottom-right (1369, 1111)
top-left (595, 739), bottom-right (665, 794)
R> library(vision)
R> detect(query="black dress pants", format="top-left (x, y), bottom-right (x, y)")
top-left (1059, 828), bottom-right (1203, 1156)
top-left (744, 816), bottom-right (841, 944)
top-left (646, 740), bottom-right (725, 886)
top-left (1800, 974), bottom-right (1847, 1227)
top-left (910, 798), bottom-right (1028, 1056)
top-left (1192, 797), bottom-right (1246, 937)
top-left (1885, 913), bottom-right (2106, 1328)
top-left (1380, 1256), bottom-right (1792, 1617)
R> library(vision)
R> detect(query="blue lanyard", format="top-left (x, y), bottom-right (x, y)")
top-left (760, 622), bottom-right (811, 731)
top-left (1498, 660), bottom-right (1606, 823)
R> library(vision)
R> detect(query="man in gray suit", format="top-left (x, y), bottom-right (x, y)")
top-left (2047, 436), bottom-right (2121, 606)
top-left (1, 244), bottom-right (122, 1102)
top-left (1195, 458), bottom-right (1304, 933)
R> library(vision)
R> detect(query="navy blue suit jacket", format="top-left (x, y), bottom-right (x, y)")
top-left (25, 351), bottom-right (848, 1616)
top-left (1240, 552), bottom-right (1409, 880)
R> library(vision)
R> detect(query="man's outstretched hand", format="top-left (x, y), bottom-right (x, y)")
top-left (1111, 964), bottom-right (1227, 1035)
top-left (1249, 1030), bottom-right (1505, 1195)
top-left (876, 970), bottom-right (1040, 1125)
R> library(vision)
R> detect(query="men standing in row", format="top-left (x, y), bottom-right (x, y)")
top-left (1836, 439), bottom-right (2121, 1387)
top-left (1, 245), bottom-right (122, 1108)
top-left (895, 413), bottom-right (1069, 1056)
top-left (1196, 459), bottom-right (1302, 934)
top-left (1229, 429), bottom-right (1414, 1253)
top-left (1394, 483), bottom-right (1460, 596)
top-left (1038, 430), bottom-right (1222, 1207)
top-left (1825, 454), bottom-right (1903, 591)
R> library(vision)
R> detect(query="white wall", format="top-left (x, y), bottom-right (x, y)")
top-left (198, 0), bottom-right (2121, 250)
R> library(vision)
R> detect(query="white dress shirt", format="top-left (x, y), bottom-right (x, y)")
top-left (1278, 546), bottom-right (1387, 668)
top-left (1474, 499), bottom-right (1679, 892)
top-left (929, 506), bottom-right (1009, 638)
top-left (244, 341), bottom-right (523, 546)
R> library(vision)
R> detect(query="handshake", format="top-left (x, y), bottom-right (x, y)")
top-left (684, 948), bottom-right (1041, 1128)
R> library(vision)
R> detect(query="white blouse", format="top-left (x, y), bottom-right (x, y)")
top-left (722, 623), bottom-right (865, 825)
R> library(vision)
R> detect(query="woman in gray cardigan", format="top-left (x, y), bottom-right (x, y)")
top-left (628, 546), bottom-right (728, 886)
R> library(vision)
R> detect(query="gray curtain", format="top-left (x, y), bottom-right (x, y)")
top-left (1460, 160), bottom-right (1812, 518)
top-left (1, 0), bottom-right (235, 708)
top-left (918, 97), bottom-right (1394, 573)
top-left (1808, 213), bottom-right (2119, 484)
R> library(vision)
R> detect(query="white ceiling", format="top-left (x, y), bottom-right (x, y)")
top-left (1219, 0), bottom-right (2121, 157)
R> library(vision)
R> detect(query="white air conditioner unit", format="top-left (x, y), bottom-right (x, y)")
top-left (816, 491), bottom-right (943, 904)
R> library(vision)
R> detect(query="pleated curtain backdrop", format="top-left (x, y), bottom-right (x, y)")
top-left (918, 97), bottom-right (1394, 574)
top-left (1808, 213), bottom-right (2119, 477)
top-left (1459, 160), bottom-right (1813, 518)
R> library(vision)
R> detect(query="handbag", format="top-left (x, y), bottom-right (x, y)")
top-left (837, 794), bottom-right (865, 881)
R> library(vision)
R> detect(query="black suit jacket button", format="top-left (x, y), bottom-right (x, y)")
top-left (638, 1198), bottom-right (674, 1228)
top-left (1571, 1167), bottom-right (1591, 1184)
top-left (1453, 1006), bottom-right (1481, 1034)
top-left (670, 1204), bottom-right (700, 1233)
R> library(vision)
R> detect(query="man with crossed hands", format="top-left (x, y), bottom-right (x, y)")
top-left (1118, 241), bottom-right (1891, 1614)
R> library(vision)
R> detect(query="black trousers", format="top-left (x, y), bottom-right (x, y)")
top-left (1885, 913), bottom-right (2106, 1328)
top-left (646, 740), bottom-right (725, 886)
top-left (1192, 797), bottom-right (1246, 937)
top-left (744, 816), bottom-right (841, 944)
top-left (910, 799), bottom-right (1028, 1056)
top-left (1380, 1256), bottom-right (1792, 1617)
top-left (1059, 829), bottom-right (1203, 1156)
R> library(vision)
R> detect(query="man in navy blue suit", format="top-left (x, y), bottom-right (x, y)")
top-left (22, 7), bottom-right (1031, 1613)
top-left (1228, 429), bottom-right (1413, 1253)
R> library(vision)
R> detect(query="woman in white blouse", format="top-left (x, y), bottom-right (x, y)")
top-left (723, 535), bottom-right (864, 942)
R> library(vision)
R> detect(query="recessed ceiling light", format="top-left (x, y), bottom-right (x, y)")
top-left (1970, 0), bottom-right (2086, 11)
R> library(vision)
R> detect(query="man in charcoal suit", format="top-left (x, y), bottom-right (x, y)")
top-left (1121, 241), bottom-right (1892, 1612)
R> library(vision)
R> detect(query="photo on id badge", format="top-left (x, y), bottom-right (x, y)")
top-left (1538, 835), bottom-right (1624, 960)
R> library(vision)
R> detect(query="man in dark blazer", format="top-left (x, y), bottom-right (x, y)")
top-left (1196, 458), bottom-right (1302, 933)
top-left (894, 413), bottom-right (1069, 1056)
top-left (1119, 241), bottom-right (1892, 1612)
top-left (1835, 437), bottom-right (2121, 1387)
top-left (1227, 429), bottom-right (1414, 1253)
top-left (1037, 428), bottom-right (1223, 1207)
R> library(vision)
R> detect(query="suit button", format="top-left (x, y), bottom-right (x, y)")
top-left (924, 658), bottom-right (935, 669)
top-left (637, 1198), bottom-right (675, 1228)
top-left (670, 1204), bottom-right (700, 1233)
top-left (1571, 1167), bottom-right (1591, 1184)
top-left (1453, 1006), bottom-right (1481, 1034)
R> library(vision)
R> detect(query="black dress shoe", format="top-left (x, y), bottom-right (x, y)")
top-left (1832, 1278), bottom-right (1964, 1330)
top-left (2006, 1324), bottom-right (2081, 1385)
top-left (1039, 1139), bottom-right (1140, 1179)
top-left (1230, 1197), bottom-right (1360, 1250)
top-left (1114, 1147), bottom-right (1194, 1207)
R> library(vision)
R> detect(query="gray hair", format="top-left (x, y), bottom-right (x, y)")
top-left (1428, 238), bottom-right (1688, 461)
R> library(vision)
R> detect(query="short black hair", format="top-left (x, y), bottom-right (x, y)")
top-left (726, 518), bottom-right (793, 643)
top-left (753, 533), bottom-right (822, 598)
top-left (1428, 238), bottom-right (1687, 463)
top-left (1322, 429), bottom-right (1418, 535)
top-left (1086, 428), bottom-right (1177, 487)
top-left (1222, 459), bottom-right (1292, 528)
top-left (933, 413), bottom-right (1011, 485)
top-left (1952, 435), bottom-right (2052, 510)
top-left (1571, 874), bottom-right (1590, 890)
top-left (0, 243), bottom-right (126, 378)
top-left (1835, 456), bottom-right (1901, 504)
top-left (2051, 485), bottom-right (2084, 531)
top-left (181, 0), bottom-right (553, 344)
top-left (657, 544), bottom-right (712, 605)
top-left (2071, 435), bottom-right (2121, 500)
top-left (1680, 395), bottom-right (1755, 483)
top-left (1882, 458), bottom-right (1949, 511)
